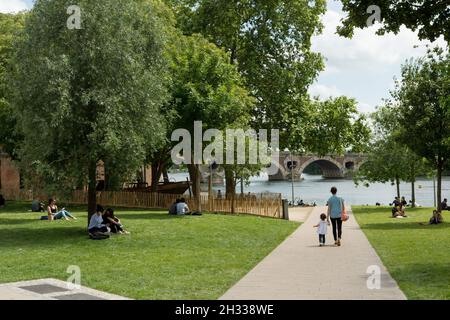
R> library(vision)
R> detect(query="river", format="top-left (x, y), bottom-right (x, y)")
top-left (168, 172), bottom-right (450, 207)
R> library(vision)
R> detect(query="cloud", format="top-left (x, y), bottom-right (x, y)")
top-left (0, 0), bottom-right (29, 13)
top-left (309, 84), bottom-right (342, 99)
top-left (357, 102), bottom-right (375, 114)
top-left (312, 6), bottom-right (447, 74)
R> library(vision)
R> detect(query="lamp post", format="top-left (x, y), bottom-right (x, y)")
top-left (288, 151), bottom-right (296, 205)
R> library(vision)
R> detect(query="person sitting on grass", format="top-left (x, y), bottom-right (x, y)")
top-left (419, 210), bottom-right (443, 225)
top-left (31, 199), bottom-right (45, 212)
top-left (103, 208), bottom-right (130, 234)
top-left (175, 198), bottom-right (202, 216)
top-left (47, 198), bottom-right (76, 221)
top-left (441, 199), bottom-right (449, 211)
top-left (0, 194), bottom-right (5, 208)
top-left (168, 199), bottom-right (180, 215)
top-left (391, 197), bottom-right (407, 218)
top-left (176, 198), bottom-right (191, 215)
top-left (88, 205), bottom-right (110, 235)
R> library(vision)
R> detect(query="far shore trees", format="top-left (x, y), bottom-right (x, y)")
top-left (11, 0), bottom-right (169, 223)
top-left (354, 106), bottom-right (429, 206)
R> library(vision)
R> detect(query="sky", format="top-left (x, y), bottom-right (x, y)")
top-left (1, 0), bottom-right (446, 114)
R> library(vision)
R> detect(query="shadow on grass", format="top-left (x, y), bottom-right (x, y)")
top-left (390, 263), bottom-right (450, 299)
top-left (0, 217), bottom-right (43, 225)
top-left (0, 226), bottom-right (88, 248)
top-left (120, 212), bottom-right (180, 220)
top-left (361, 221), bottom-right (450, 230)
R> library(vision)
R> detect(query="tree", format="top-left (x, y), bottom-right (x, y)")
top-left (165, 0), bottom-right (328, 200)
top-left (303, 96), bottom-right (371, 155)
top-left (355, 104), bottom-right (433, 206)
top-left (166, 0), bottom-right (326, 148)
top-left (11, 0), bottom-right (169, 222)
top-left (338, 0), bottom-right (449, 42)
top-left (159, 32), bottom-right (254, 209)
top-left (354, 137), bottom-right (428, 205)
top-left (0, 13), bottom-right (25, 157)
top-left (390, 48), bottom-right (450, 211)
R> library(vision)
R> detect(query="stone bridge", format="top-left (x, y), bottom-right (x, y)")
top-left (269, 152), bottom-right (366, 180)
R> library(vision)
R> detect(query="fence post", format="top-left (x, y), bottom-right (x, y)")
top-left (282, 199), bottom-right (289, 220)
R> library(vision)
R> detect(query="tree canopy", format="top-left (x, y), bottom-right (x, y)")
top-left (389, 48), bottom-right (450, 210)
top-left (338, 0), bottom-right (450, 42)
top-left (0, 13), bottom-right (25, 157)
top-left (11, 0), bottom-right (170, 218)
top-left (165, 0), bottom-right (327, 149)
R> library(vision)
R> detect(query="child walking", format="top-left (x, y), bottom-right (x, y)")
top-left (313, 213), bottom-right (329, 246)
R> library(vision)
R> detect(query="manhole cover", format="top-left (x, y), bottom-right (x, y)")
top-left (20, 284), bottom-right (69, 294)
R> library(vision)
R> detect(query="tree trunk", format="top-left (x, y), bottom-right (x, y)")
top-left (150, 162), bottom-right (164, 192)
top-left (188, 164), bottom-right (197, 197)
top-left (395, 176), bottom-right (400, 199)
top-left (187, 164), bottom-right (201, 211)
top-left (162, 166), bottom-right (169, 183)
top-left (437, 160), bottom-right (443, 211)
top-left (410, 162), bottom-right (416, 208)
top-left (231, 184), bottom-right (235, 214)
top-left (225, 169), bottom-right (236, 214)
top-left (87, 161), bottom-right (97, 227)
top-left (225, 170), bottom-right (235, 200)
top-left (194, 164), bottom-right (201, 212)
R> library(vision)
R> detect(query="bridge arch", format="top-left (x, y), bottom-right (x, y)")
top-left (297, 156), bottom-right (344, 179)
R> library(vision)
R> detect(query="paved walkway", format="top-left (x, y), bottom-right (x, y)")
top-left (221, 206), bottom-right (406, 300)
top-left (0, 279), bottom-right (129, 300)
top-left (287, 206), bottom-right (314, 223)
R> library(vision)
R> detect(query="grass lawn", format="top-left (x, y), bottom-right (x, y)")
top-left (0, 201), bottom-right (299, 299)
top-left (353, 206), bottom-right (450, 300)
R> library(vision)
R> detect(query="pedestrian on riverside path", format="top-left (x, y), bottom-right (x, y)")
top-left (326, 187), bottom-right (344, 246)
top-left (313, 213), bottom-right (328, 246)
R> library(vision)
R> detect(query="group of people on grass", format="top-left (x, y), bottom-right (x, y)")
top-left (391, 196), bottom-right (408, 218)
top-left (33, 197), bottom-right (129, 237)
top-left (168, 198), bottom-right (202, 216)
top-left (88, 205), bottom-right (130, 237)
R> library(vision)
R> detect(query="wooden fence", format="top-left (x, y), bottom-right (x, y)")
top-left (1, 189), bottom-right (283, 219)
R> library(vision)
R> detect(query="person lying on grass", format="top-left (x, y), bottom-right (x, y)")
top-left (47, 198), bottom-right (77, 221)
top-left (103, 208), bottom-right (130, 234)
top-left (88, 205), bottom-right (110, 236)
